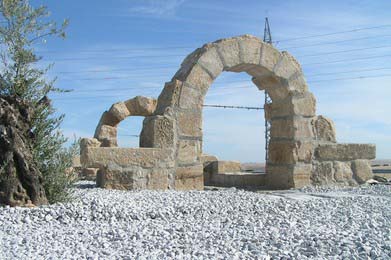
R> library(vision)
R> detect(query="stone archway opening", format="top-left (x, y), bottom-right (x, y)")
top-left (116, 116), bottom-right (144, 148)
top-left (201, 71), bottom-right (267, 188)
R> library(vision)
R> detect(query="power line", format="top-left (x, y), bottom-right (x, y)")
top-left (281, 34), bottom-right (391, 49)
top-left (308, 74), bottom-right (391, 83)
top-left (302, 53), bottom-right (391, 66)
top-left (275, 24), bottom-right (391, 43)
top-left (307, 67), bottom-right (391, 77)
top-left (299, 45), bottom-right (391, 57)
top-left (202, 104), bottom-right (263, 110)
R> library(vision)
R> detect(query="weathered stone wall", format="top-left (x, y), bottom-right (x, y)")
top-left (81, 35), bottom-right (375, 190)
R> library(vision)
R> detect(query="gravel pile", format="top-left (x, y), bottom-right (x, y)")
top-left (0, 182), bottom-right (390, 259)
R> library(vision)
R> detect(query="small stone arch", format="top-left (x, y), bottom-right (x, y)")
top-left (94, 96), bottom-right (157, 147)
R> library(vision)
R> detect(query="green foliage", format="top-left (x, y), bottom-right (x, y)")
top-left (0, 0), bottom-right (72, 203)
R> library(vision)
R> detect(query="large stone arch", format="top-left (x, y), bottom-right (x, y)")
top-left (140, 35), bottom-right (375, 189)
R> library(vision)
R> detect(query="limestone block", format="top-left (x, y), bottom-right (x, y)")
top-left (252, 75), bottom-right (290, 101)
top-left (197, 46), bottom-right (224, 79)
top-left (311, 161), bottom-right (334, 185)
top-left (140, 115), bottom-right (175, 148)
top-left (96, 111), bottom-right (120, 127)
top-left (155, 80), bottom-right (182, 114)
top-left (175, 164), bottom-right (203, 179)
top-left (315, 143), bottom-right (376, 161)
top-left (200, 154), bottom-right (218, 185)
top-left (211, 160), bottom-right (241, 173)
top-left (174, 47), bottom-right (207, 81)
top-left (214, 37), bottom-right (241, 69)
top-left (95, 125), bottom-right (117, 140)
top-left (270, 117), bottom-right (313, 139)
top-left (125, 96), bottom-right (157, 116)
top-left (287, 74), bottom-right (308, 94)
top-left (109, 102), bottom-right (130, 122)
top-left (146, 168), bottom-right (170, 190)
top-left (94, 124), bottom-right (117, 147)
top-left (177, 110), bottom-right (202, 137)
top-left (312, 116), bottom-right (336, 143)
top-left (273, 51), bottom-right (302, 79)
top-left (178, 84), bottom-right (204, 110)
top-left (267, 163), bottom-right (312, 189)
top-left (268, 92), bottom-right (316, 118)
top-left (82, 147), bottom-right (173, 169)
top-left (97, 164), bottom-right (150, 190)
top-left (238, 35), bottom-right (262, 65)
top-left (80, 138), bottom-right (101, 167)
top-left (177, 139), bottom-right (201, 164)
top-left (183, 64), bottom-right (213, 94)
top-left (268, 140), bottom-right (313, 164)
top-left (333, 161), bottom-right (355, 185)
top-left (175, 175), bottom-right (203, 190)
top-left (260, 43), bottom-right (281, 72)
top-left (351, 159), bottom-right (373, 184)
top-left (80, 168), bottom-right (98, 181)
top-left (210, 172), bottom-right (267, 188)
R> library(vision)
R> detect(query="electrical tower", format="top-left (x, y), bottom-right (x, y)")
top-left (263, 17), bottom-right (273, 168)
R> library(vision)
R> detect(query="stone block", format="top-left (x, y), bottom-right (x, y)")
top-left (82, 147), bottom-right (173, 169)
top-left (238, 35), bottom-right (262, 65)
top-left (211, 160), bottom-right (241, 173)
top-left (109, 102), bottom-right (130, 122)
top-left (96, 111), bottom-right (119, 127)
top-left (268, 92), bottom-right (316, 118)
top-left (267, 163), bottom-right (312, 189)
top-left (146, 168), bottom-right (170, 190)
top-left (140, 115), bottom-right (175, 148)
top-left (215, 37), bottom-right (241, 69)
top-left (95, 124), bottom-right (117, 140)
top-left (311, 161), bottom-right (334, 185)
top-left (125, 96), bottom-right (157, 116)
top-left (333, 161), bottom-right (355, 185)
top-left (312, 116), bottom-right (336, 143)
top-left (177, 110), bottom-right (202, 137)
top-left (155, 80), bottom-right (182, 114)
top-left (97, 165), bottom-right (142, 190)
top-left (273, 51), bottom-right (301, 79)
top-left (351, 159), bottom-right (373, 184)
top-left (260, 43), bottom-right (281, 72)
top-left (175, 175), bottom-right (203, 190)
top-left (268, 140), bottom-right (313, 164)
top-left (197, 46), bottom-right (224, 79)
top-left (177, 139), bottom-right (201, 164)
top-left (183, 64), bottom-right (213, 94)
top-left (315, 143), bottom-right (376, 161)
top-left (175, 164), bottom-right (203, 179)
top-left (210, 172), bottom-right (267, 188)
top-left (178, 84), bottom-right (204, 110)
top-left (270, 117), bottom-right (313, 139)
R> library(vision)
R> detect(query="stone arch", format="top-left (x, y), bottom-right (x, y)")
top-left (94, 96), bottom-right (157, 147)
top-left (82, 35), bottom-right (375, 191)
top-left (141, 35), bottom-right (354, 189)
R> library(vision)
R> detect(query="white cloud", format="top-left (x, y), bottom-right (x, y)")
top-left (127, 0), bottom-right (186, 17)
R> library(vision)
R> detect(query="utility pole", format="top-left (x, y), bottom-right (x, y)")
top-left (263, 17), bottom-right (273, 169)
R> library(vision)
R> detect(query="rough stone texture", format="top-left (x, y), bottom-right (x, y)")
top-left (269, 141), bottom-right (313, 164)
top-left (82, 147), bottom-right (173, 169)
top-left (351, 159), bottom-right (373, 184)
top-left (210, 172), bottom-right (267, 188)
top-left (200, 154), bottom-right (218, 185)
top-left (125, 96), bottom-right (157, 116)
top-left (97, 165), bottom-right (170, 190)
top-left (0, 96), bottom-right (47, 207)
top-left (82, 35), bottom-right (376, 190)
top-left (140, 115), bottom-right (175, 148)
top-left (312, 115), bottom-right (336, 143)
top-left (211, 160), bottom-right (242, 173)
top-left (315, 144), bottom-right (376, 161)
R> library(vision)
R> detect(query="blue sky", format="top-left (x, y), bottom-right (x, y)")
top-left (37, 0), bottom-right (391, 162)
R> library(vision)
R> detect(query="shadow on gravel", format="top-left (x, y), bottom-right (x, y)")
top-left (74, 182), bottom-right (97, 189)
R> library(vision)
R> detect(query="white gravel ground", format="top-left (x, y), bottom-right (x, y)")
top-left (0, 182), bottom-right (390, 259)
